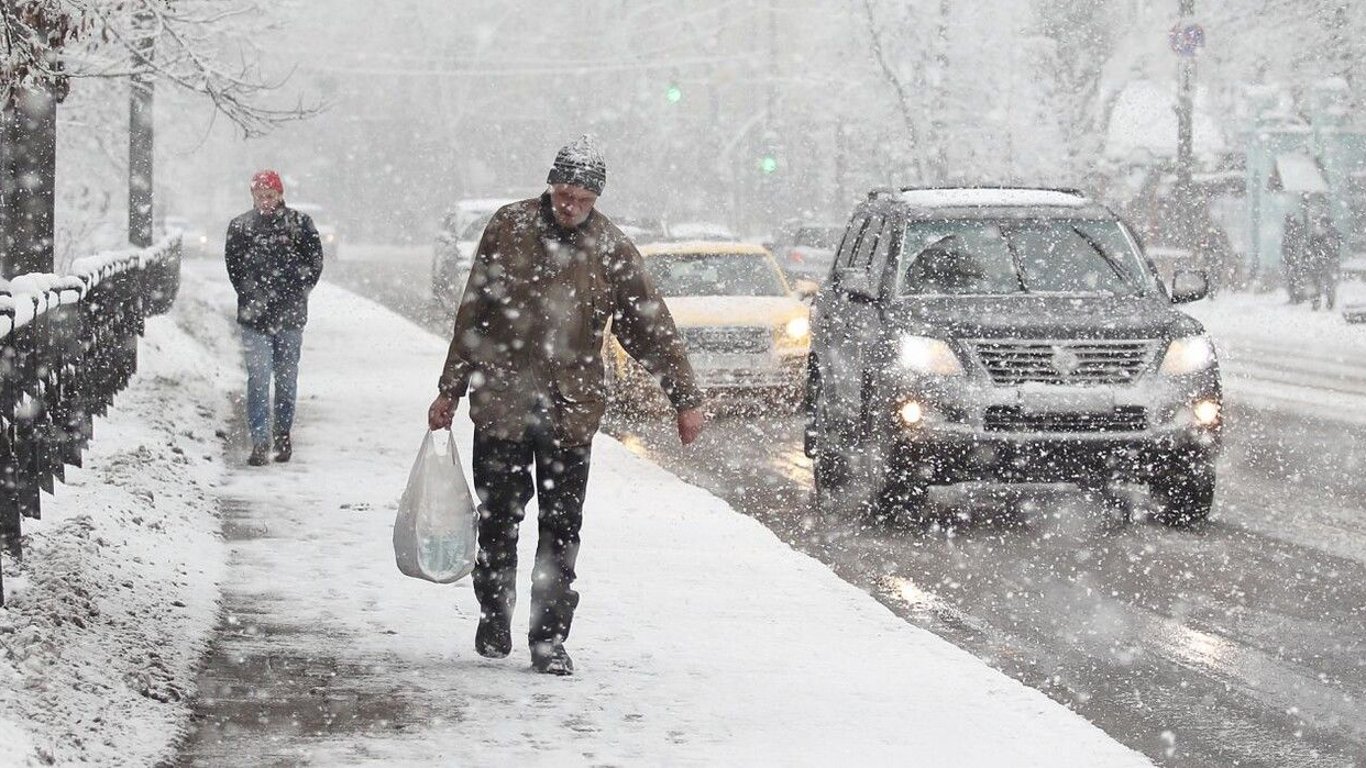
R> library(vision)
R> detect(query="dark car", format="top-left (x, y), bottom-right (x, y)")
top-left (804, 187), bottom-right (1223, 525)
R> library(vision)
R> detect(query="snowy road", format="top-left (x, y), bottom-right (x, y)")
top-left (326, 244), bottom-right (1366, 767)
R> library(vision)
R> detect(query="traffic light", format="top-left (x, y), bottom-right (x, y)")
top-left (759, 153), bottom-right (778, 175)
top-left (665, 83), bottom-right (683, 104)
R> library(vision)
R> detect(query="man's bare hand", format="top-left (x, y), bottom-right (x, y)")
top-left (677, 407), bottom-right (706, 446)
top-left (428, 393), bottom-right (457, 431)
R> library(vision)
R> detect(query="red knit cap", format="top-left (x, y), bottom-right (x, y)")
top-left (251, 170), bottom-right (283, 194)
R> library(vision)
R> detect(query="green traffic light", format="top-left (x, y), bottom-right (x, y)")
top-left (666, 84), bottom-right (682, 103)
top-left (760, 155), bottom-right (778, 174)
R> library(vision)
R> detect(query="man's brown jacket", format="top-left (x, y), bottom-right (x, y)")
top-left (438, 195), bottom-right (702, 444)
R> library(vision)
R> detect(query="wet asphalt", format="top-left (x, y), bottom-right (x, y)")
top-left (314, 245), bottom-right (1366, 767)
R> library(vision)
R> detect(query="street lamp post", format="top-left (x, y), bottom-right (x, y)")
top-left (1175, 0), bottom-right (1196, 196)
top-left (1169, 0), bottom-right (1204, 248)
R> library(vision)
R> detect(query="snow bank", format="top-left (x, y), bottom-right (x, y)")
top-left (0, 307), bottom-right (230, 767)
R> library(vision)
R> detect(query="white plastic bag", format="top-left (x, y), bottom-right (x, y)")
top-left (393, 430), bottom-right (478, 583)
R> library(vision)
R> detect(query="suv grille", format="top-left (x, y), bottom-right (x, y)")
top-left (681, 326), bottom-right (771, 354)
top-left (983, 405), bottom-right (1148, 433)
top-left (970, 339), bottom-right (1157, 385)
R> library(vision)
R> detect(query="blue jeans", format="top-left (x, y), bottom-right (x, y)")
top-left (240, 327), bottom-right (304, 447)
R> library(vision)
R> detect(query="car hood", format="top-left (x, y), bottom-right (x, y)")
top-left (666, 295), bottom-right (807, 328)
top-left (883, 294), bottom-right (1204, 340)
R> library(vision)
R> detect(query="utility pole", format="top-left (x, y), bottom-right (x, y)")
top-left (128, 10), bottom-right (155, 248)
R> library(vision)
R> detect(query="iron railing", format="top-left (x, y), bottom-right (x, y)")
top-left (0, 237), bottom-right (181, 605)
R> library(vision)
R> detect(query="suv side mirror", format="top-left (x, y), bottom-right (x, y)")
top-left (1170, 269), bottom-right (1209, 304)
top-left (792, 278), bottom-right (820, 301)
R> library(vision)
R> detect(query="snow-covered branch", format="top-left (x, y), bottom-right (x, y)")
top-left (1, 0), bottom-right (320, 136)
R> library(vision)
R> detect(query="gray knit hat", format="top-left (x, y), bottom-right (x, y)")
top-left (546, 134), bottom-right (607, 194)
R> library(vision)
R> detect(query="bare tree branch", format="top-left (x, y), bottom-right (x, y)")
top-left (1, 0), bottom-right (322, 136)
top-left (857, 0), bottom-right (930, 183)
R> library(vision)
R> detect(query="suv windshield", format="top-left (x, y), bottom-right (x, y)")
top-left (646, 253), bottom-right (789, 297)
top-left (897, 219), bottom-right (1152, 297)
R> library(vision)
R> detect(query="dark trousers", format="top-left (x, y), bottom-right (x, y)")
top-left (471, 424), bottom-right (592, 647)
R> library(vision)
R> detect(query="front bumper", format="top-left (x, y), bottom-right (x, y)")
top-left (881, 373), bottom-right (1221, 484)
top-left (691, 350), bottom-right (805, 391)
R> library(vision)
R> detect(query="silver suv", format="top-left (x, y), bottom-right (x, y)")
top-left (804, 187), bottom-right (1223, 525)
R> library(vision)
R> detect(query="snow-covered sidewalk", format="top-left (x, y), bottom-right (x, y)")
top-left (5, 259), bottom-right (1151, 767)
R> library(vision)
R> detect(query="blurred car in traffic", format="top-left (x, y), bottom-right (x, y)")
top-left (666, 221), bottom-right (736, 242)
top-left (805, 186), bottom-right (1223, 526)
top-left (289, 202), bottom-right (341, 260)
top-left (610, 214), bottom-right (669, 245)
top-left (431, 197), bottom-right (517, 311)
top-left (608, 241), bottom-right (814, 409)
top-left (773, 223), bottom-right (845, 284)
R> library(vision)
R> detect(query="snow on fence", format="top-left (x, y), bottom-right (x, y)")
top-left (0, 237), bottom-right (182, 605)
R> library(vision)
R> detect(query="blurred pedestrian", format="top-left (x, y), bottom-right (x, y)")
top-left (224, 170), bottom-right (324, 466)
top-left (1192, 206), bottom-right (1236, 299)
top-left (1282, 198), bottom-right (1309, 304)
top-left (1305, 202), bottom-right (1343, 311)
top-left (427, 135), bottom-right (706, 676)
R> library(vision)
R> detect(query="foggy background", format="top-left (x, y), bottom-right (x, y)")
top-left (52, 0), bottom-right (1366, 258)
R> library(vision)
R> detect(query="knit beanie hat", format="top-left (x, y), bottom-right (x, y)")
top-left (546, 134), bottom-right (607, 195)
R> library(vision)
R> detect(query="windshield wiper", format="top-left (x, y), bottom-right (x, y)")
top-left (1071, 227), bottom-right (1142, 296)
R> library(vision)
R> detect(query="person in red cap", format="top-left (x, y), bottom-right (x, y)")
top-left (224, 170), bottom-right (324, 466)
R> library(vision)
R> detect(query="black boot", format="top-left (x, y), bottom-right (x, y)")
top-left (273, 433), bottom-right (292, 463)
top-left (530, 641), bottom-right (574, 676)
top-left (475, 610), bottom-right (512, 659)
top-left (247, 444), bottom-right (270, 466)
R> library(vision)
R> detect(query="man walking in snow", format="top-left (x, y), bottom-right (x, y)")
top-left (427, 136), bottom-right (706, 676)
top-left (225, 170), bottom-right (324, 466)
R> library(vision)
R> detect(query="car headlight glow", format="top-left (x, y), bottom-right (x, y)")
top-left (1192, 399), bottom-right (1221, 426)
top-left (783, 316), bottom-right (810, 340)
top-left (1159, 335), bottom-right (1216, 375)
top-left (897, 399), bottom-right (924, 426)
top-left (897, 335), bottom-right (964, 376)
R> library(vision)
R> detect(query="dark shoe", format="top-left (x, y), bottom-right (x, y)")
top-left (530, 641), bottom-right (574, 676)
top-left (273, 433), bottom-right (292, 463)
top-left (247, 444), bottom-right (270, 466)
top-left (475, 612), bottom-right (512, 659)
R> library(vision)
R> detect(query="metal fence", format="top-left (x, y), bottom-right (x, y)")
top-left (0, 237), bottom-right (181, 605)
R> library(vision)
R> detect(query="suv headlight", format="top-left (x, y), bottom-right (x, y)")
top-left (897, 335), bottom-right (964, 376)
top-left (1159, 335), bottom-right (1216, 375)
top-left (783, 316), bottom-right (810, 341)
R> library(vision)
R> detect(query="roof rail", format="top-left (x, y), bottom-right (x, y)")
top-left (866, 185), bottom-right (1089, 200)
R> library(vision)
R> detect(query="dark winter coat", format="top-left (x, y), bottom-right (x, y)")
top-left (438, 194), bottom-right (702, 445)
top-left (1282, 214), bottom-right (1307, 271)
top-left (224, 206), bottom-right (324, 333)
top-left (1305, 220), bottom-right (1342, 275)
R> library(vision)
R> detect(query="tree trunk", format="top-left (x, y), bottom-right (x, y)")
top-left (1, 85), bottom-right (59, 278)
top-left (128, 14), bottom-right (155, 248)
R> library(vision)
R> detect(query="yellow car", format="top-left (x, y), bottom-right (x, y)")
top-left (608, 241), bottom-right (814, 408)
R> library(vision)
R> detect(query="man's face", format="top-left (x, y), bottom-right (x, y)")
top-left (252, 186), bottom-right (283, 214)
top-left (549, 184), bottom-right (598, 229)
